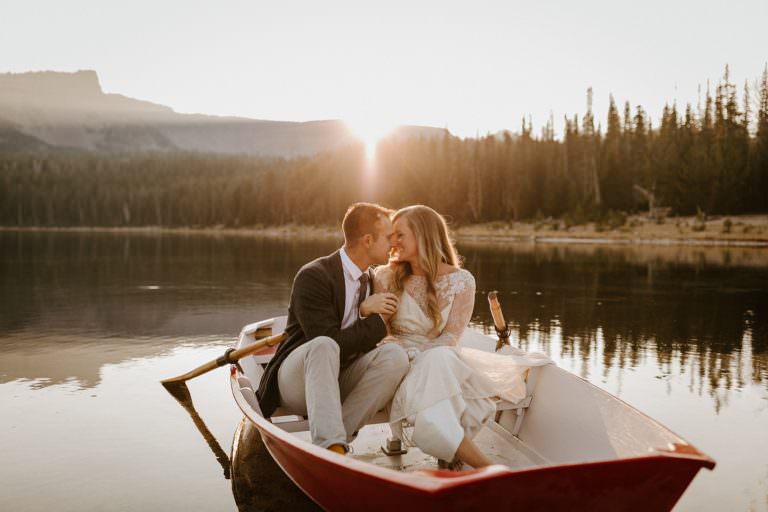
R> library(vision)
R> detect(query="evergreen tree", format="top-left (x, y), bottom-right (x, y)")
top-left (2, 66), bottom-right (767, 228)
top-left (754, 64), bottom-right (768, 211)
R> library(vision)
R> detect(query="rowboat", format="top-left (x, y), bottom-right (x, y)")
top-left (229, 316), bottom-right (715, 511)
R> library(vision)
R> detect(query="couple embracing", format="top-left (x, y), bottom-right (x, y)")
top-left (256, 202), bottom-right (546, 469)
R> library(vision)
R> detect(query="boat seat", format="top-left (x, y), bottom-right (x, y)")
top-left (269, 408), bottom-right (391, 433)
top-left (236, 373), bottom-right (390, 433)
top-left (493, 395), bottom-right (532, 436)
top-left (238, 367), bottom-right (537, 437)
top-left (267, 398), bottom-right (533, 437)
top-left (490, 367), bottom-right (536, 436)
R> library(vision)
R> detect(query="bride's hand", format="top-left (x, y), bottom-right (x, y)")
top-left (360, 292), bottom-right (399, 318)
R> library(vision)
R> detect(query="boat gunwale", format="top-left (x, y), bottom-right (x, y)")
top-left (230, 370), bottom-right (715, 496)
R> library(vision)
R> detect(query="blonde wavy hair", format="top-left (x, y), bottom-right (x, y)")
top-left (389, 205), bottom-right (461, 334)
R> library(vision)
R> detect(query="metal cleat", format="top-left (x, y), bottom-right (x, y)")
top-left (381, 437), bottom-right (408, 456)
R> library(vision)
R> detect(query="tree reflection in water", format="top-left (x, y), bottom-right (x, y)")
top-left (1, 231), bottom-right (765, 409)
top-left (465, 241), bottom-right (768, 411)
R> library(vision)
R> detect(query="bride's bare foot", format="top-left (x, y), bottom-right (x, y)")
top-left (454, 436), bottom-right (493, 468)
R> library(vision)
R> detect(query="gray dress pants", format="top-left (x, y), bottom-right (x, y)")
top-left (277, 336), bottom-right (409, 450)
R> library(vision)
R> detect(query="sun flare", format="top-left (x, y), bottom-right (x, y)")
top-left (345, 118), bottom-right (397, 160)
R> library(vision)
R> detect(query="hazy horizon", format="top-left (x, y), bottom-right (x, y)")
top-left (2, 0), bottom-right (767, 138)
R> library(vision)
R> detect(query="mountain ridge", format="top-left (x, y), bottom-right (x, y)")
top-left (0, 70), bottom-right (448, 156)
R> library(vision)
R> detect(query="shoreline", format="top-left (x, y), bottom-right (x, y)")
top-left (2, 214), bottom-right (767, 247)
top-left (455, 214), bottom-right (768, 247)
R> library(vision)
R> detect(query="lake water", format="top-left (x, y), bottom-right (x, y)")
top-left (1, 231), bottom-right (766, 511)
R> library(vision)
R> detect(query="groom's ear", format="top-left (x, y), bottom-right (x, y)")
top-left (361, 233), bottom-right (374, 248)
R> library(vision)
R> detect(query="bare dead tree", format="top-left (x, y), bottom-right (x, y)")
top-left (633, 183), bottom-right (655, 216)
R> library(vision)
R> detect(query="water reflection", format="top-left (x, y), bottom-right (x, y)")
top-left (163, 378), bottom-right (232, 480)
top-left (1, 231), bottom-right (767, 511)
top-left (0, 230), bottom-right (337, 336)
top-left (230, 419), bottom-right (319, 511)
top-left (464, 242), bottom-right (768, 406)
top-left (0, 231), bottom-right (337, 388)
top-left (1, 232), bottom-right (766, 404)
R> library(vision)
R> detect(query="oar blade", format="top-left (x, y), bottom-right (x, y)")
top-left (162, 380), bottom-right (193, 404)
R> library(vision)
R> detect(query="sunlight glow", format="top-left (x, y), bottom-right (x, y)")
top-left (345, 118), bottom-right (397, 160)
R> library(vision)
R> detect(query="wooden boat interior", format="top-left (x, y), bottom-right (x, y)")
top-left (233, 316), bottom-right (712, 473)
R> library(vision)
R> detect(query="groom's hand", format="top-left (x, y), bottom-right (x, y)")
top-left (360, 292), bottom-right (399, 318)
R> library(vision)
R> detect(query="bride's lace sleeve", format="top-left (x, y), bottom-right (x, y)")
top-left (373, 265), bottom-right (398, 339)
top-left (422, 270), bottom-right (476, 350)
top-left (373, 265), bottom-right (396, 293)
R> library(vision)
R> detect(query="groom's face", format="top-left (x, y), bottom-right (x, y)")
top-left (367, 217), bottom-right (395, 265)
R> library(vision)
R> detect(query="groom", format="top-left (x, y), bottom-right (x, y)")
top-left (256, 202), bottom-right (409, 454)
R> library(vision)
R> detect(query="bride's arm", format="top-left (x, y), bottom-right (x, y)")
top-left (373, 266), bottom-right (395, 335)
top-left (372, 266), bottom-right (394, 294)
top-left (421, 271), bottom-right (476, 350)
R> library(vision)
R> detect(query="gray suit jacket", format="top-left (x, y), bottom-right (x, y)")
top-left (256, 250), bottom-right (387, 417)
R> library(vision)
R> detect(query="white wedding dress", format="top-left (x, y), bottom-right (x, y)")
top-left (373, 265), bottom-right (551, 462)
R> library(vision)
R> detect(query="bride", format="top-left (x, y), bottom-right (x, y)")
top-left (374, 205), bottom-right (550, 469)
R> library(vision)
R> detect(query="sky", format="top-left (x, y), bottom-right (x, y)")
top-left (2, 0), bottom-right (767, 138)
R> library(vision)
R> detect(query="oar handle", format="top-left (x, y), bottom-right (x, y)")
top-left (487, 291), bottom-right (509, 334)
top-left (487, 292), bottom-right (510, 350)
top-left (161, 332), bottom-right (287, 385)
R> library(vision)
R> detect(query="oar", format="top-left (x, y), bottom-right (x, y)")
top-left (487, 291), bottom-right (511, 351)
top-left (160, 331), bottom-right (287, 401)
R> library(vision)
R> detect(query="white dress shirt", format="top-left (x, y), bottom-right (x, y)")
top-left (339, 247), bottom-right (370, 329)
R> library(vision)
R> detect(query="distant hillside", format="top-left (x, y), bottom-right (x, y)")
top-left (0, 120), bottom-right (51, 152)
top-left (0, 70), bottom-right (447, 156)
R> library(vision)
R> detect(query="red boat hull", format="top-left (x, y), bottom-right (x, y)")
top-left (259, 424), bottom-right (708, 512)
top-left (231, 374), bottom-right (713, 512)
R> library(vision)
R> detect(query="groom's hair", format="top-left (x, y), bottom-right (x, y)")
top-left (342, 202), bottom-right (393, 244)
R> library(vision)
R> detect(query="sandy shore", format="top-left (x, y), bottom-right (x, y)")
top-left (454, 214), bottom-right (768, 247)
top-left (0, 224), bottom-right (344, 240)
top-left (2, 214), bottom-right (767, 247)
